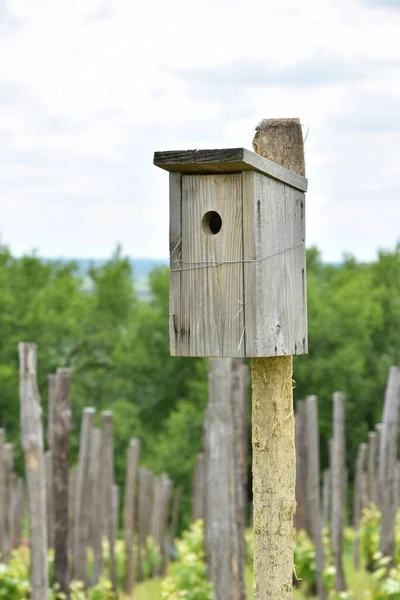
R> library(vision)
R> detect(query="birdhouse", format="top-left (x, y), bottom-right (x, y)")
top-left (153, 147), bottom-right (308, 358)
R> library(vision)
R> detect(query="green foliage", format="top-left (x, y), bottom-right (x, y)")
top-left (0, 548), bottom-right (30, 600)
top-left (358, 504), bottom-right (381, 571)
top-left (293, 529), bottom-right (316, 593)
top-left (0, 240), bottom-right (400, 527)
top-left (161, 520), bottom-right (214, 600)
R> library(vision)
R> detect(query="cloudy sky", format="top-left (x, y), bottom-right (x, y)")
top-left (0, 0), bottom-right (399, 262)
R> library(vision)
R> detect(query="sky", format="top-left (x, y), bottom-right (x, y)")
top-left (0, 0), bottom-right (399, 263)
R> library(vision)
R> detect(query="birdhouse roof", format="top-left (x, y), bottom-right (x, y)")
top-left (153, 147), bottom-right (308, 192)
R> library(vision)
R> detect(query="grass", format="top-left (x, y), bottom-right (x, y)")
top-left (132, 555), bottom-right (374, 599)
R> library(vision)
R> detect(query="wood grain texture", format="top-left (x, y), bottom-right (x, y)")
top-left (353, 443), bottom-right (368, 570)
top-left (47, 374), bottom-right (56, 451)
top-left (294, 401), bottom-right (309, 534)
top-left (331, 392), bottom-right (347, 592)
top-left (379, 366), bottom-right (400, 563)
top-left (375, 423), bottom-right (384, 510)
top-left (18, 343), bottom-right (48, 600)
top-left (45, 451), bottom-right (54, 550)
top-left (74, 407), bottom-right (95, 584)
top-left (90, 428), bottom-right (103, 585)
top-left (179, 174), bottom-right (245, 357)
top-left (322, 469), bottom-right (331, 527)
top-left (251, 117), bottom-right (306, 600)
top-left (204, 358), bottom-right (242, 600)
top-left (192, 453), bottom-right (206, 523)
top-left (52, 368), bottom-right (71, 597)
top-left (137, 467), bottom-right (152, 582)
top-left (368, 432), bottom-right (378, 506)
top-left (169, 173), bottom-right (182, 356)
top-left (154, 147), bottom-right (308, 192)
top-left (243, 172), bottom-right (307, 356)
top-left (230, 359), bottom-right (249, 600)
top-left (306, 395), bottom-right (326, 600)
top-left (0, 430), bottom-right (5, 559)
top-left (4, 443), bottom-right (14, 558)
top-left (123, 438), bottom-right (140, 594)
top-left (101, 411), bottom-right (118, 593)
top-left (169, 486), bottom-right (183, 549)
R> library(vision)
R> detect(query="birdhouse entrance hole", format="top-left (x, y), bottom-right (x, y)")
top-left (202, 211), bottom-right (222, 235)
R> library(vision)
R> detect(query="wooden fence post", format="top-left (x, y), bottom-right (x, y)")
top-left (322, 469), bottom-right (331, 528)
top-left (13, 478), bottom-right (25, 549)
top-left (379, 367), bottom-right (400, 562)
top-left (101, 411), bottom-right (118, 593)
top-left (231, 358), bottom-right (249, 600)
top-left (68, 467), bottom-right (77, 567)
top-left (353, 442), bottom-right (368, 570)
top-left (367, 432), bottom-right (378, 507)
top-left (169, 485), bottom-right (183, 549)
top-left (52, 368), bottom-right (71, 597)
top-left (18, 342), bottom-right (48, 600)
top-left (0, 429), bottom-right (5, 559)
top-left (47, 374), bottom-right (56, 450)
top-left (89, 428), bottom-right (103, 585)
top-left (294, 400), bottom-right (309, 533)
top-left (45, 451), bottom-right (54, 550)
top-left (251, 119), bottom-right (306, 600)
top-left (123, 437), bottom-right (140, 594)
top-left (306, 395), bottom-right (326, 600)
top-left (331, 392), bottom-right (347, 592)
top-left (204, 358), bottom-right (244, 600)
top-left (4, 442), bottom-right (14, 558)
top-left (158, 475), bottom-right (173, 576)
top-left (74, 407), bottom-right (95, 583)
top-left (375, 423), bottom-right (383, 510)
top-left (192, 452), bottom-right (206, 523)
top-left (137, 467), bottom-right (152, 582)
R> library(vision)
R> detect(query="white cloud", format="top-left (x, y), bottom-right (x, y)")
top-left (0, 0), bottom-right (399, 261)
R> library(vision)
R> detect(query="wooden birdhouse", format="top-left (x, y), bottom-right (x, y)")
top-left (153, 147), bottom-right (308, 358)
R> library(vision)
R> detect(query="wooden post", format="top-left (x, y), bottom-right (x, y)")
top-left (204, 358), bottom-right (244, 600)
top-left (74, 407), bottom-right (95, 583)
top-left (13, 478), bottom-right (25, 549)
top-left (0, 429), bottom-right (5, 559)
top-left (231, 358), bottom-right (249, 600)
top-left (52, 368), bottom-right (71, 597)
top-left (158, 475), bottom-right (173, 576)
top-left (68, 467), bottom-right (77, 569)
top-left (4, 442), bottom-right (14, 558)
top-left (379, 366), bottom-right (400, 562)
top-left (169, 485), bottom-right (183, 549)
top-left (353, 442), bottom-right (368, 570)
top-left (123, 437), bottom-right (140, 594)
top-left (322, 469), bottom-right (331, 527)
top-left (101, 411), bottom-right (118, 593)
top-left (306, 395), bottom-right (326, 600)
top-left (331, 392), bottom-right (347, 592)
top-left (294, 401), bottom-right (309, 533)
top-left (375, 423), bottom-right (383, 510)
top-left (368, 432), bottom-right (378, 506)
top-left (47, 374), bottom-right (56, 448)
top-left (251, 119), bottom-right (306, 600)
top-left (192, 452), bottom-right (206, 523)
top-left (45, 451), bottom-right (54, 550)
top-left (89, 428), bottom-right (103, 585)
top-left (137, 467), bottom-right (152, 582)
top-left (18, 342), bottom-right (48, 600)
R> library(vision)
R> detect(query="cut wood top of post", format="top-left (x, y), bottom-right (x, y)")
top-left (154, 147), bottom-right (307, 193)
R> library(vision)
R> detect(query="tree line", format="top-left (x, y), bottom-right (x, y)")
top-left (0, 240), bottom-right (399, 528)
